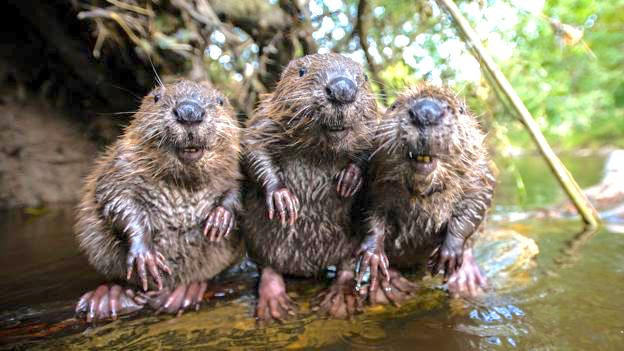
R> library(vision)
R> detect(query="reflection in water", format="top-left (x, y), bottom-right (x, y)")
top-left (459, 302), bottom-right (528, 349)
top-left (1, 155), bottom-right (624, 349)
top-left (556, 227), bottom-right (600, 268)
top-left (2, 209), bottom-right (622, 350)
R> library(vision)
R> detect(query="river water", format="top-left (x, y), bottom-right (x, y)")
top-left (0, 154), bottom-right (622, 350)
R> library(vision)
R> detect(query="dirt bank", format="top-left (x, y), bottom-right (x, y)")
top-left (0, 98), bottom-right (98, 209)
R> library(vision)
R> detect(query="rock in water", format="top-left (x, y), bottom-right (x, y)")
top-left (472, 229), bottom-right (539, 291)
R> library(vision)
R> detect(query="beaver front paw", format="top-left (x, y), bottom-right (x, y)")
top-left (428, 235), bottom-right (464, 281)
top-left (126, 245), bottom-right (172, 291)
top-left (336, 163), bottom-right (363, 198)
top-left (266, 187), bottom-right (299, 227)
top-left (203, 206), bottom-right (234, 242)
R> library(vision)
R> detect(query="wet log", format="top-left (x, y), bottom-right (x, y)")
top-left (0, 275), bottom-right (257, 347)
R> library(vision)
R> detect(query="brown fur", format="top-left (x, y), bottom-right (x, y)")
top-left (75, 80), bottom-right (243, 289)
top-left (242, 53), bottom-right (378, 275)
top-left (364, 84), bottom-right (495, 267)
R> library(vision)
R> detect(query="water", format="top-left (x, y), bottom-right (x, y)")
top-left (1, 154), bottom-right (623, 350)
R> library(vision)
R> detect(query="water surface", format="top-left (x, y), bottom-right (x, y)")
top-left (1, 154), bottom-right (622, 350)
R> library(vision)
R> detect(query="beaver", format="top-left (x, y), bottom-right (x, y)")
top-left (74, 80), bottom-right (243, 321)
top-left (242, 53), bottom-right (378, 322)
top-left (355, 84), bottom-right (495, 304)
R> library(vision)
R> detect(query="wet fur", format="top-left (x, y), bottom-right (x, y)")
top-left (365, 84), bottom-right (495, 266)
top-left (75, 80), bottom-right (243, 288)
top-left (242, 53), bottom-right (378, 275)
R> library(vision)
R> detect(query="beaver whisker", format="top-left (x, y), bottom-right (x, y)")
top-left (373, 124), bottom-right (398, 139)
top-left (214, 122), bottom-right (242, 133)
top-left (388, 140), bottom-right (403, 156)
top-left (111, 110), bottom-right (144, 116)
top-left (271, 96), bottom-right (311, 106)
top-left (370, 129), bottom-right (401, 158)
top-left (286, 105), bottom-right (314, 126)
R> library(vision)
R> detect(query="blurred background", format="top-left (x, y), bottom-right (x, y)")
top-left (1, 0), bottom-right (622, 209)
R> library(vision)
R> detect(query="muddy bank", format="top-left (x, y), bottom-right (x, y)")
top-left (0, 99), bottom-right (98, 209)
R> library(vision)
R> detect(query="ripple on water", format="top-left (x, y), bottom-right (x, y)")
top-left (454, 301), bottom-right (531, 349)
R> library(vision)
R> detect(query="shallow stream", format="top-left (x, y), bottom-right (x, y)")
top-left (1, 154), bottom-right (622, 350)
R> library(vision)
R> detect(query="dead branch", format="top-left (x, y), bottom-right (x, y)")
top-left (436, 0), bottom-right (600, 228)
top-left (356, 0), bottom-right (388, 106)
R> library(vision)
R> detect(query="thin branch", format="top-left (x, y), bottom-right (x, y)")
top-left (436, 0), bottom-right (600, 228)
top-left (356, 0), bottom-right (388, 106)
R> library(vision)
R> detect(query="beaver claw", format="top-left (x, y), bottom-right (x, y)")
top-left (359, 269), bottom-right (419, 307)
top-left (266, 187), bottom-right (299, 227)
top-left (146, 282), bottom-right (208, 316)
top-left (312, 271), bottom-right (362, 319)
top-left (336, 163), bottom-right (363, 198)
top-left (76, 284), bottom-right (145, 323)
top-left (428, 235), bottom-right (464, 281)
top-left (204, 206), bottom-right (234, 242)
top-left (256, 290), bottom-right (297, 324)
top-left (126, 245), bottom-right (172, 291)
top-left (355, 245), bottom-right (390, 293)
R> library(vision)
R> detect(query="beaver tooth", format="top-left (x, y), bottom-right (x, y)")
top-left (423, 156), bottom-right (431, 163)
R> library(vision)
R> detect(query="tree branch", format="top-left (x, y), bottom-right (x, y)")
top-left (436, 0), bottom-right (600, 228)
top-left (356, 0), bottom-right (388, 106)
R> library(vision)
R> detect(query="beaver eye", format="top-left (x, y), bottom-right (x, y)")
top-left (390, 102), bottom-right (398, 111)
top-left (217, 97), bottom-right (224, 106)
top-left (364, 74), bottom-right (369, 82)
top-left (153, 93), bottom-right (161, 103)
top-left (459, 106), bottom-right (465, 114)
top-left (298, 67), bottom-right (307, 77)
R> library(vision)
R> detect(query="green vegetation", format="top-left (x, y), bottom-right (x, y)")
top-left (361, 0), bottom-right (624, 150)
top-left (79, 0), bottom-right (624, 150)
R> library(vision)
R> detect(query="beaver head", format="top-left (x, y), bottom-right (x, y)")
top-left (127, 80), bottom-right (240, 181)
top-left (373, 84), bottom-right (487, 195)
top-left (264, 53), bottom-right (377, 154)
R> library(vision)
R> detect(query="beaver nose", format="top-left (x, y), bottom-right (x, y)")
top-left (409, 99), bottom-right (443, 126)
top-left (173, 101), bottom-right (205, 124)
top-left (326, 76), bottom-right (358, 104)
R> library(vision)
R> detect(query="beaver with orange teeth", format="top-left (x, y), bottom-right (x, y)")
top-left (74, 80), bottom-right (244, 321)
top-left (356, 84), bottom-right (495, 303)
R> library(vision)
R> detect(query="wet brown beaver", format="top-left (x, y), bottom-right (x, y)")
top-left (242, 53), bottom-right (378, 322)
top-left (75, 80), bottom-right (243, 321)
top-left (355, 84), bottom-right (495, 304)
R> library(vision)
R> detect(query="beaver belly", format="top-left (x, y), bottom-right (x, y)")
top-left (152, 227), bottom-right (242, 287)
top-left (243, 158), bottom-right (357, 276)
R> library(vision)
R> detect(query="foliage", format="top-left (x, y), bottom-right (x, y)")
top-left (78, 0), bottom-right (624, 149)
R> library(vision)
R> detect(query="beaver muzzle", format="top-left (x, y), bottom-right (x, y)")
top-left (408, 151), bottom-right (438, 175)
top-left (177, 146), bottom-right (205, 163)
